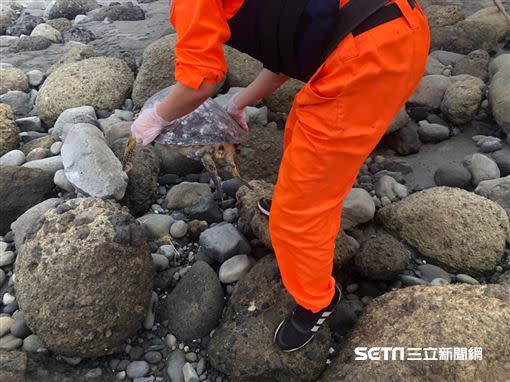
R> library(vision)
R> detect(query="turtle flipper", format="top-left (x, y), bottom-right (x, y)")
top-left (224, 145), bottom-right (253, 190)
top-left (122, 136), bottom-right (137, 173)
top-left (201, 152), bottom-right (223, 200)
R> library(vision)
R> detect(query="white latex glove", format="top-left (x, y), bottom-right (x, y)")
top-left (224, 93), bottom-right (249, 131)
top-left (130, 103), bottom-right (171, 146)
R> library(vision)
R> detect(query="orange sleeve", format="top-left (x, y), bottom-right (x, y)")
top-left (170, 0), bottom-right (231, 90)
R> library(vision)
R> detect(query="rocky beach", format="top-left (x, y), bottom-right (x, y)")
top-left (1, 0), bottom-right (510, 381)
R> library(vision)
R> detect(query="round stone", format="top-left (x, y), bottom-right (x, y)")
top-left (0, 150), bottom-right (25, 166)
top-left (456, 274), bottom-right (479, 285)
top-left (144, 351), bottom-right (162, 364)
top-left (170, 220), bottom-right (187, 239)
top-left (22, 334), bottom-right (45, 352)
top-left (430, 278), bottom-right (449, 286)
top-left (126, 361), bottom-right (150, 379)
top-left (15, 198), bottom-right (152, 357)
top-left (218, 254), bottom-right (254, 284)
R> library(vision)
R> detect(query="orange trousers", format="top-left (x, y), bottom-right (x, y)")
top-left (269, 0), bottom-right (430, 312)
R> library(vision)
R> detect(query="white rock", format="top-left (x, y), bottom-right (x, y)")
top-left (30, 23), bottom-right (62, 43)
top-left (0, 150), bottom-right (25, 166)
top-left (74, 14), bottom-right (90, 24)
top-left (50, 141), bottom-right (62, 155)
top-left (26, 70), bottom-right (44, 87)
top-left (53, 169), bottom-right (74, 192)
top-left (464, 153), bottom-right (501, 186)
top-left (3, 292), bottom-right (15, 305)
top-left (61, 123), bottom-right (128, 200)
top-left (375, 175), bottom-right (408, 201)
top-left (182, 362), bottom-right (199, 382)
top-left (22, 155), bottom-right (64, 176)
top-left (341, 188), bottom-right (376, 230)
top-left (0, 251), bottom-right (15, 267)
top-left (219, 254), bottom-right (254, 283)
top-left (0, 36), bottom-right (19, 48)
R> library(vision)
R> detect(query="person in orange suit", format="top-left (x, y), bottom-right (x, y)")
top-left (131, 0), bottom-right (430, 352)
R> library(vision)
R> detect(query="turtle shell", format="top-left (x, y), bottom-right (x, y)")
top-left (142, 86), bottom-right (248, 146)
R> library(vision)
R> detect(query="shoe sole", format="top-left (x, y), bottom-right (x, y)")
top-left (273, 319), bottom-right (317, 353)
top-left (257, 200), bottom-right (270, 217)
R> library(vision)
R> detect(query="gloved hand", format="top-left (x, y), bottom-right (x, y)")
top-left (130, 104), bottom-right (171, 146)
top-left (224, 93), bottom-right (249, 131)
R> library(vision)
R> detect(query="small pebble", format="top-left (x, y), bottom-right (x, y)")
top-left (166, 334), bottom-right (177, 349)
top-left (183, 362), bottom-right (199, 382)
top-left (495, 265), bottom-right (503, 273)
top-left (185, 352), bottom-right (197, 362)
top-left (170, 221), bottom-right (188, 239)
top-left (0, 316), bottom-right (14, 337)
top-left (116, 371), bottom-right (126, 380)
top-left (429, 278), bottom-right (449, 286)
top-left (2, 292), bottom-right (15, 305)
top-left (85, 368), bottom-right (103, 379)
top-left (126, 361), bottom-right (150, 379)
top-left (50, 141), bottom-right (63, 155)
top-left (399, 275), bottom-right (427, 286)
top-left (151, 253), bottom-right (169, 271)
top-left (22, 334), bottom-right (44, 352)
top-left (346, 283), bottom-right (359, 293)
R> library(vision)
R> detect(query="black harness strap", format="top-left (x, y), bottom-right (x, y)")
top-left (353, 0), bottom-right (416, 36)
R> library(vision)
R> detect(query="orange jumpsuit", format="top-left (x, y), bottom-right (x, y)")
top-left (170, 0), bottom-right (430, 312)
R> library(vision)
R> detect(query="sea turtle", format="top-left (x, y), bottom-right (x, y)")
top-left (123, 90), bottom-right (252, 198)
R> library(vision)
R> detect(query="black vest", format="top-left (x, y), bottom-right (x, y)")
top-left (226, 0), bottom-right (340, 83)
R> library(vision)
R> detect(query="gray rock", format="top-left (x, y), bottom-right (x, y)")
top-left (52, 106), bottom-right (98, 137)
top-left (0, 166), bottom-right (55, 235)
top-left (85, 368), bottom-right (103, 379)
top-left (166, 350), bottom-right (186, 382)
top-left (0, 269), bottom-right (6, 287)
top-left (26, 148), bottom-right (50, 162)
top-left (388, 121), bottom-right (422, 155)
top-left (26, 70), bottom-right (44, 87)
top-left (137, 214), bottom-right (174, 239)
top-left (399, 274), bottom-right (428, 286)
top-left (198, 223), bottom-right (251, 263)
top-left (154, 143), bottom-right (203, 176)
top-left (61, 124), bottom-right (128, 199)
top-left (341, 188), bottom-right (375, 230)
top-left (16, 116), bottom-right (43, 133)
top-left (183, 363), bottom-right (199, 382)
top-left (434, 163), bottom-right (472, 189)
top-left (409, 75), bottom-right (451, 109)
top-left (31, 23), bottom-right (62, 43)
top-left (430, 20), bottom-right (498, 55)
top-left (456, 274), bottom-right (479, 285)
top-left (222, 207), bottom-right (239, 223)
top-left (185, 195), bottom-right (223, 223)
top-left (6, 12), bottom-right (43, 36)
top-left (11, 198), bottom-right (62, 250)
top-left (50, 141), bottom-right (62, 155)
top-left (386, 107), bottom-right (410, 134)
top-left (126, 361), bottom-right (149, 379)
top-left (53, 169), bottom-right (74, 192)
top-left (8, 36), bottom-right (52, 53)
top-left (475, 176), bottom-right (510, 218)
top-left (144, 351), bottom-right (162, 364)
top-left (22, 334), bottom-right (45, 352)
top-left (63, 26), bottom-right (95, 43)
top-left (88, 3), bottom-right (145, 21)
top-left (0, 91), bottom-right (32, 117)
top-left (489, 55), bottom-right (510, 132)
top-left (425, 56), bottom-right (446, 76)
top-left (354, 232), bottom-right (410, 281)
top-left (417, 264), bottom-right (452, 283)
top-left (10, 312), bottom-right (31, 339)
top-left (160, 262), bottom-right (224, 341)
top-left (441, 76), bottom-right (485, 124)
top-left (430, 277), bottom-right (449, 286)
top-left (0, 150), bottom-right (25, 166)
top-left (143, 291), bottom-right (158, 331)
top-left (490, 149), bottom-right (510, 177)
top-left (479, 137), bottom-right (503, 153)
top-left (0, 36), bottom-right (19, 47)
top-left (151, 254), bottom-right (169, 272)
top-left (417, 121), bottom-right (450, 142)
top-left (430, 50), bottom-right (465, 66)
top-left (464, 153), bottom-right (500, 186)
top-left (170, 220), bottom-right (187, 239)
top-left (22, 155), bottom-right (63, 176)
top-left (218, 254), bottom-right (255, 283)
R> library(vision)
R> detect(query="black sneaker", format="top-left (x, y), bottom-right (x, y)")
top-left (274, 285), bottom-right (342, 352)
top-left (258, 198), bottom-right (272, 216)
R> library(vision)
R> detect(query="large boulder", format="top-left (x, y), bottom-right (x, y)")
top-left (45, 0), bottom-right (99, 20)
top-left (465, 5), bottom-right (510, 42)
top-left (132, 34), bottom-right (177, 107)
top-left (320, 284), bottom-right (510, 382)
top-left (408, 75), bottom-right (451, 109)
top-left (430, 20), bottom-right (499, 55)
top-left (209, 255), bottom-right (330, 382)
top-left (441, 75), bottom-right (485, 124)
top-left (15, 198), bottom-right (152, 357)
top-left (451, 49), bottom-right (490, 82)
top-left (489, 54), bottom-right (510, 133)
top-left (0, 166), bottom-right (55, 235)
top-left (0, 67), bottom-right (29, 96)
top-left (46, 42), bottom-right (97, 75)
top-left (377, 187), bottom-right (509, 275)
top-left (61, 123), bottom-right (128, 200)
top-left (475, 176), bottom-right (510, 219)
top-left (0, 104), bottom-right (20, 156)
top-left (423, 5), bottom-right (465, 27)
top-left (30, 23), bottom-right (62, 43)
top-left (159, 261), bottom-right (224, 341)
top-left (111, 138), bottom-right (160, 216)
top-left (36, 57), bottom-right (134, 125)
